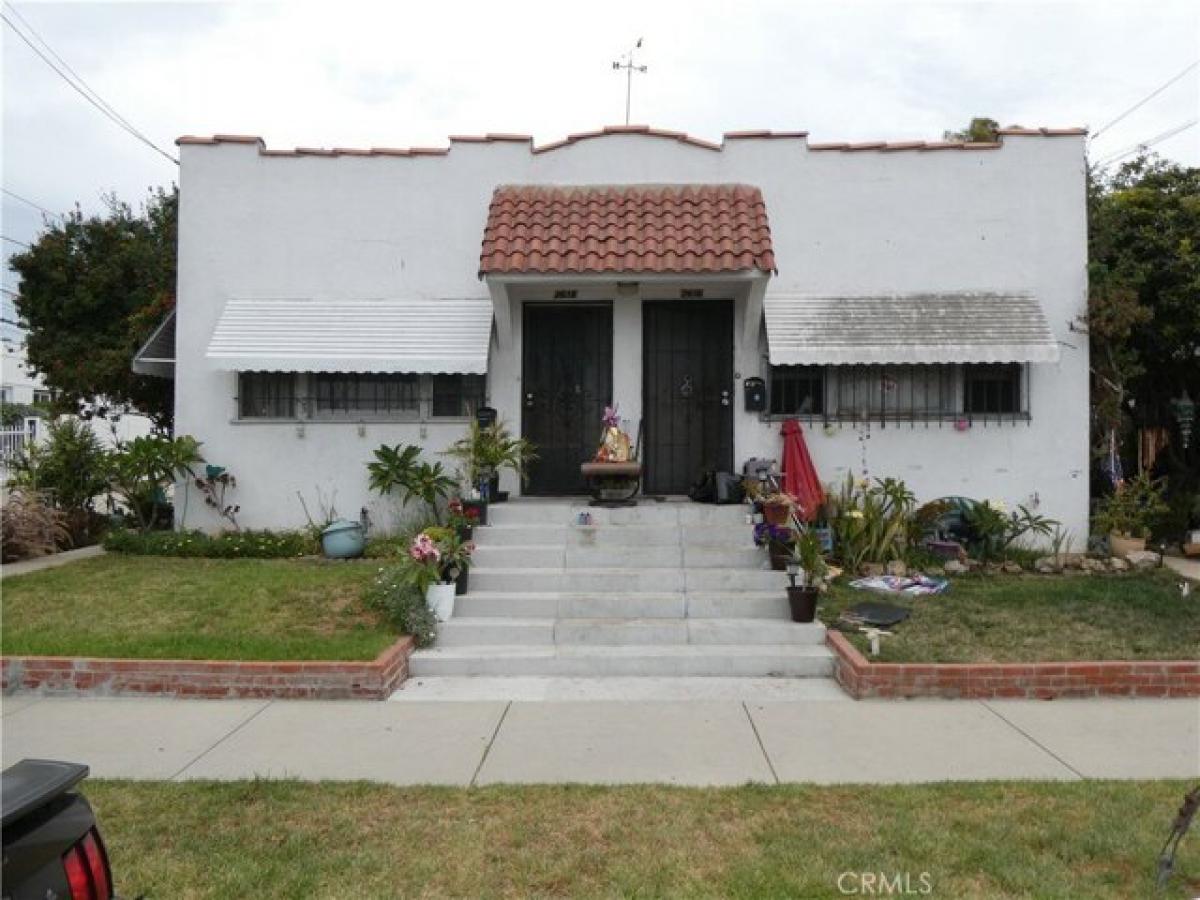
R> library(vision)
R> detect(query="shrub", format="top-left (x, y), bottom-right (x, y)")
top-left (364, 565), bottom-right (438, 647)
top-left (1, 489), bottom-right (71, 562)
top-left (824, 473), bottom-right (916, 571)
top-left (367, 443), bottom-right (456, 523)
top-left (103, 528), bottom-right (317, 558)
top-left (10, 418), bottom-right (109, 515)
top-left (964, 500), bottom-right (1058, 562)
top-left (108, 434), bottom-right (204, 531)
top-left (1093, 472), bottom-right (1169, 539)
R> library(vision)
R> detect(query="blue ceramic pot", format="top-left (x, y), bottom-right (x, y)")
top-left (321, 519), bottom-right (365, 559)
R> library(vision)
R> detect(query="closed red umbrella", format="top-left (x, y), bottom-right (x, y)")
top-left (781, 419), bottom-right (824, 522)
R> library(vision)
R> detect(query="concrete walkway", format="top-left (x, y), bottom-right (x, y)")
top-left (3, 694), bottom-right (1196, 786)
top-left (0, 545), bottom-right (104, 579)
top-left (1166, 554), bottom-right (1200, 582)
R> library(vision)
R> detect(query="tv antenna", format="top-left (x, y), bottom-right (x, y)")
top-left (612, 38), bottom-right (648, 125)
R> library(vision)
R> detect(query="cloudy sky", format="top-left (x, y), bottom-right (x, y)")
top-left (2, 0), bottom-right (1198, 314)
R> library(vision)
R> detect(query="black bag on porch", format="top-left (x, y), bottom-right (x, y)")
top-left (688, 470), bottom-right (717, 503)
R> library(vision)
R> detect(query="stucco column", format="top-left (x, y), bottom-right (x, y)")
top-left (611, 294), bottom-right (643, 436)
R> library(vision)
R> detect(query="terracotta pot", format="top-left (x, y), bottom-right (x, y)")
top-left (1109, 533), bottom-right (1146, 557)
top-left (763, 503), bottom-right (791, 526)
top-left (787, 586), bottom-right (819, 623)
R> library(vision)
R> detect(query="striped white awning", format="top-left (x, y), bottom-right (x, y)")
top-left (205, 297), bottom-right (492, 373)
top-left (764, 293), bottom-right (1061, 365)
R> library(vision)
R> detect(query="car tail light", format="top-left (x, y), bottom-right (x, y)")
top-left (62, 844), bottom-right (92, 899)
top-left (61, 829), bottom-right (112, 900)
top-left (81, 830), bottom-right (112, 899)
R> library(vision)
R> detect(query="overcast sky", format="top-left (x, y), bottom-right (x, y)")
top-left (3, 0), bottom-right (1198, 312)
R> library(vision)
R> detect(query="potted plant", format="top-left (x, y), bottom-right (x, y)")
top-left (408, 530), bottom-right (456, 621)
top-left (444, 420), bottom-right (537, 504)
top-left (426, 525), bottom-right (476, 597)
top-left (760, 492), bottom-right (796, 526)
top-left (447, 497), bottom-right (481, 540)
top-left (754, 522), bottom-right (795, 571)
top-left (786, 529), bottom-right (827, 623)
top-left (1093, 472), bottom-right (1169, 556)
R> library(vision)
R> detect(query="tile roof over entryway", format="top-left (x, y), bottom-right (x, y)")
top-left (479, 184), bottom-right (776, 276)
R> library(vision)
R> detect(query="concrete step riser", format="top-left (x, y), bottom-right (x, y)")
top-left (451, 594), bottom-right (795, 620)
top-left (685, 570), bottom-right (790, 591)
top-left (470, 570), bottom-right (689, 593)
top-left (409, 654), bottom-right (834, 678)
top-left (472, 525), bottom-right (755, 549)
top-left (439, 619), bottom-right (827, 647)
top-left (487, 504), bottom-right (750, 527)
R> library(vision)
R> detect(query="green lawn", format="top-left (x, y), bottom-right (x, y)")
top-left (85, 780), bottom-right (1199, 899)
top-left (820, 570), bottom-right (1200, 663)
top-left (1, 556), bottom-right (395, 661)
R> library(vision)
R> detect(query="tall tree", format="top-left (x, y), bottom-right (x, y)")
top-left (943, 117), bottom-right (1002, 143)
top-left (8, 187), bottom-right (176, 428)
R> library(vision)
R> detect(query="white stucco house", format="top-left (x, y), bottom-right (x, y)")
top-left (153, 124), bottom-right (1088, 536)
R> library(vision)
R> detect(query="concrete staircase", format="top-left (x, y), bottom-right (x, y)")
top-left (407, 500), bottom-right (835, 681)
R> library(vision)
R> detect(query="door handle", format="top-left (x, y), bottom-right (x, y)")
top-left (720, 389), bottom-right (731, 407)
top-left (524, 392), bottom-right (535, 408)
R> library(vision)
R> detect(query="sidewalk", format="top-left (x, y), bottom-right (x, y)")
top-left (3, 694), bottom-right (1196, 786)
top-left (0, 545), bottom-right (104, 579)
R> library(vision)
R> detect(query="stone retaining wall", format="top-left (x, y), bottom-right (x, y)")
top-left (1, 638), bottom-right (414, 700)
top-left (827, 632), bottom-right (1200, 700)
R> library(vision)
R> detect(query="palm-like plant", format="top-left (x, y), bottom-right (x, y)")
top-left (367, 443), bottom-right (457, 523)
top-left (443, 420), bottom-right (537, 491)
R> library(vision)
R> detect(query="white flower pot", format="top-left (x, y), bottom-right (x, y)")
top-left (425, 582), bottom-right (456, 622)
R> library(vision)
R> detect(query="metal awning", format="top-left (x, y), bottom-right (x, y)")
top-left (205, 297), bottom-right (492, 373)
top-left (764, 293), bottom-right (1061, 365)
top-left (132, 310), bottom-right (175, 378)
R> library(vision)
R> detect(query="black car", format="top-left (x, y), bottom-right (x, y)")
top-left (2, 759), bottom-right (115, 900)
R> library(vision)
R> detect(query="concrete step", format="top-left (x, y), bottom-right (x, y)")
top-left (437, 617), bottom-right (825, 647)
top-left (390, 676), bottom-right (850, 702)
top-left (468, 567), bottom-right (788, 594)
top-left (487, 502), bottom-right (750, 527)
top-left (469, 545), bottom-right (768, 571)
top-left (451, 591), bottom-right (795, 620)
top-left (472, 524), bottom-right (755, 548)
top-left (408, 644), bottom-right (834, 678)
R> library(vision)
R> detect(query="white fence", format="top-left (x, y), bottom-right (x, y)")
top-left (0, 418), bottom-right (39, 480)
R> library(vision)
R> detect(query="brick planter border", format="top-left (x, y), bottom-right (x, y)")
top-left (1, 637), bottom-right (414, 700)
top-left (827, 632), bottom-right (1200, 700)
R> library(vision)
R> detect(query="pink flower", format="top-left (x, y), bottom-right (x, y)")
top-left (409, 533), bottom-right (441, 563)
top-left (602, 404), bottom-right (621, 428)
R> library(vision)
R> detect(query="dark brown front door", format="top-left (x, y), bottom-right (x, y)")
top-left (642, 299), bottom-right (734, 494)
top-left (522, 304), bottom-right (613, 495)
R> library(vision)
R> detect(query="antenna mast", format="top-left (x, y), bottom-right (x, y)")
top-left (612, 38), bottom-right (648, 125)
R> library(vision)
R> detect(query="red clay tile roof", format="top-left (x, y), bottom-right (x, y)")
top-left (478, 184), bottom-right (776, 277)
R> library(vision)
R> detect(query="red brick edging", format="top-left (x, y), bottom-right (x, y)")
top-left (1, 637), bottom-right (414, 700)
top-left (826, 631), bottom-right (1200, 700)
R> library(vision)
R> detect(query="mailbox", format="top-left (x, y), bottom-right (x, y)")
top-left (743, 377), bottom-right (767, 413)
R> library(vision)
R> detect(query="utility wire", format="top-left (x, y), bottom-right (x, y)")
top-left (1094, 118), bottom-right (1198, 167)
top-left (3, 2), bottom-right (148, 142)
top-left (1, 188), bottom-right (61, 221)
top-left (0, 7), bottom-right (178, 165)
top-left (2, 236), bottom-right (32, 248)
top-left (1089, 59), bottom-right (1199, 142)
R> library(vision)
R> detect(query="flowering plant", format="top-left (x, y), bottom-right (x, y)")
top-left (404, 531), bottom-right (445, 593)
top-left (447, 497), bottom-right (481, 531)
top-left (602, 404), bottom-right (622, 428)
top-left (753, 522), bottom-right (795, 547)
top-left (424, 525), bottom-right (475, 582)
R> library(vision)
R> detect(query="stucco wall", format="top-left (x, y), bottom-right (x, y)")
top-left (175, 131), bottom-right (1088, 537)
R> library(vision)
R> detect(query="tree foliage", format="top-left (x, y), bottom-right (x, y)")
top-left (1086, 156), bottom-right (1200, 446)
top-left (7, 187), bottom-right (177, 428)
top-left (943, 117), bottom-right (1002, 143)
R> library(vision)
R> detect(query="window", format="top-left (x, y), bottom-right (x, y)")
top-left (32, 389), bottom-right (53, 405)
top-left (835, 365), bottom-right (957, 419)
top-left (964, 364), bottom-right (1022, 415)
top-left (239, 372), bottom-right (295, 418)
top-left (431, 374), bottom-right (485, 418)
top-left (312, 373), bottom-right (419, 417)
top-left (236, 372), bottom-right (486, 420)
top-left (769, 366), bottom-right (825, 415)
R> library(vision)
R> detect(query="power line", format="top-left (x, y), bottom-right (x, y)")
top-left (1, 188), bottom-right (61, 220)
top-left (1095, 118), bottom-right (1199, 167)
top-left (0, 7), bottom-right (178, 166)
top-left (2, 236), bottom-right (32, 248)
top-left (1089, 59), bottom-right (1199, 142)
